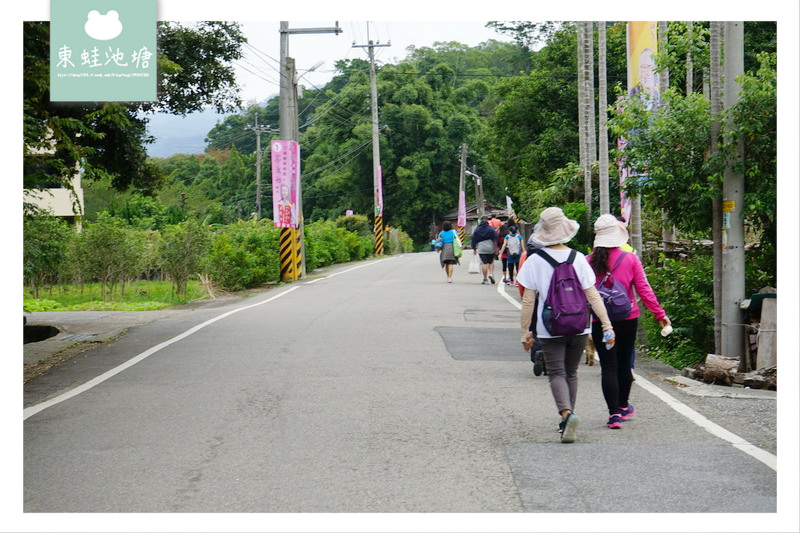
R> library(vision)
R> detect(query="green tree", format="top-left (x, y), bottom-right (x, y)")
top-left (158, 220), bottom-right (211, 296)
top-left (23, 216), bottom-right (74, 298)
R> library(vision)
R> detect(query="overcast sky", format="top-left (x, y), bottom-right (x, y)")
top-left (234, 20), bottom-right (514, 105)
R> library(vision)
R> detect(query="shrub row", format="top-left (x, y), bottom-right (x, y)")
top-left (24, 213), bottom-right (411, 299)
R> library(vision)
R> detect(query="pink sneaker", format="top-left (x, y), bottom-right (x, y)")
top-left (606, 414), bottom-right (622, 429)
top-left (620, 404), bottom-right (635, 420)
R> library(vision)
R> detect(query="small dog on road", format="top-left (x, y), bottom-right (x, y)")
top-left (584, 335), bottom-right (597, 365)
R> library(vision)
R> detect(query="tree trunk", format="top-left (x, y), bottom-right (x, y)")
top-left (598, 21), bottom-right (609, 214)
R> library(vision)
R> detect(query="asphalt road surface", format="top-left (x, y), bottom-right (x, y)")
top-left (21, 253), bottom-right (789, 530)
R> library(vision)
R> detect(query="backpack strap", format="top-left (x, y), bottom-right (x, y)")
top-left (608, 251), bottom-right (628, 273)
top-left (535, 248), bottom-right (577, 267)
top-left (535, 248), bottom-right (559, 268)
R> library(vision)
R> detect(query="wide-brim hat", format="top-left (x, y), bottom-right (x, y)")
top-left (593, 213), bottom-right (630, 248)
top-left (531, 207), bottom-right (580, 246)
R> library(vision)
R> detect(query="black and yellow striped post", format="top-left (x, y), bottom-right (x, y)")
top-left (279, 227), bottom-right (298, 282)
top-left (458, 226), bottom-right (465, 243)
top-left (374, 213), bottom-right (384, 256)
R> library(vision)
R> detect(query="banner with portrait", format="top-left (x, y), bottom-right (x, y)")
top-left (271, 140), bottom-right (300, 228)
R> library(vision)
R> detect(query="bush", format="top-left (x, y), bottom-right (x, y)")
top-left (642, 253), bottom-right (714, 369)
top-left (158, 219), bottom-right (210, 296)
top-left (304, 220), bottom-right (374, 271)
top-left (201, 220), bottom-right (281, 291)
top-left (334, 214), bottom-right (372, 236)
top-left (23, 215), bottom-right (74, 298)
top-left (66, 213), bottom-right (152, 300)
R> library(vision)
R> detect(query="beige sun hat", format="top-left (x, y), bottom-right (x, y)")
top-left (531, 207), bottom-right (580, 246)
top-left (593, 213), bottom-right (630, 248)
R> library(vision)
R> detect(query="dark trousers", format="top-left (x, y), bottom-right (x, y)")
top-left (591, 318), bottom-right (639, 415)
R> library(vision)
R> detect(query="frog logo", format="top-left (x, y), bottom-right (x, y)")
top-left (84, 10), bottom-right (123, 41)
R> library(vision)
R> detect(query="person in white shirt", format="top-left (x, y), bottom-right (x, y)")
top-left (516, 207), bottom-right (615, 443)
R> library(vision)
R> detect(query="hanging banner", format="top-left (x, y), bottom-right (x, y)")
top-left (271, 140), bottom-right (300, 228)
top-left (619, 21), bottom-right (659, 223)
top-left (375, 164), bottom-right (384, 217)
top-left (457, 190), bottom-right (467, 227)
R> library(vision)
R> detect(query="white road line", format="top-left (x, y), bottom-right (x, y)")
top-left (23, 286), bottom-right (301, 421)
top-left (24, 257), bottom-right (398, 421)
top-left (497, 282), bottom-right (777, 472)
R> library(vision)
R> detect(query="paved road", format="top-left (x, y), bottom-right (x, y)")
top-left (21, 253), bottom-right (788, 529)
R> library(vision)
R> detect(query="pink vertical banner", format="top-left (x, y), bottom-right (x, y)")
top-left (375, 164), bottom-right (384, 217)
top-left (271, 140), bottom-right (300, 228)
top-left (457, 190), bottom-right (467, 227)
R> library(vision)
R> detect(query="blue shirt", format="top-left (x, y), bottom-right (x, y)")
top-left (438, 230), bottom-right (456, 244)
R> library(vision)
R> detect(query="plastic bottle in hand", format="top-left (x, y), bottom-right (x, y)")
top-left (602, 330), bottom-right (614, 350)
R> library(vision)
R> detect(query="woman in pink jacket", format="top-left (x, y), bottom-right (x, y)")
top-left (587, 214), bottom-right (671, 430)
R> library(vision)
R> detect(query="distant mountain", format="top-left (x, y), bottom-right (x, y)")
top-left (144, 108), bottom-right (235, 158)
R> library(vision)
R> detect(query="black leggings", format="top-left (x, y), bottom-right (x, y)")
top-left (591, 318), bottom-right (638, 415)
top-left (507, 261), bottom-right (518, 281)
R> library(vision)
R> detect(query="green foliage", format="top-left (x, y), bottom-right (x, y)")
top-left (23, 280), bottom-right (205, 311)
top-left (334, 213), bottom-right (372, 237)
top-left (67, 214), bottom-right (152, 300)
top-left (304, 220), bottom-right (373, 271)
top-left (23, 215), bottom-right (74, 298)
top-left (642, 253), bottom-right (714, 369)
top-left (158, 219), bottom-right (211, 295)
top-left (201, 220), bottom-right (281, 291)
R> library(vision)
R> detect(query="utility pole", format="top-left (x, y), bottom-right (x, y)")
top-left (246, 115), bottom-right (271, 220)
top-left (721, 21), bottom-right (745, 359)
top-left (457, 143), bottom-right (467, 242)
top-left (353, 33), bottom-right (390, 256)
top-left (466, 166), bottom-right (484, 219)
top-left (278, 21), bottom-right (342, 279)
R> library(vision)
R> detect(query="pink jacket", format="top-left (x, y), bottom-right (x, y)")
top-left (586, 247), bottom-right (667, 321)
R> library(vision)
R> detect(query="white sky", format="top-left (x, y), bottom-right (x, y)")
top-left (234, 20), bottom-right (514, 105)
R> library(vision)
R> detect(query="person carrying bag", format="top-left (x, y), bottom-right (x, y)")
top-left (516, 207), bottom-right (615, 443)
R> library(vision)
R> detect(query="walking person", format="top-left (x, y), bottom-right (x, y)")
top-left (471, 215), bottom-right (498, 284)
top-left (586, 214), bottom-right (671, 429)
top-left (498, 225), bottom-right (524, 285)
top-left (497, 222), bottom-right (510, 282)
top-left (437, 221), bottom-right (460, 283)
top-left (517, 207), bottom-right (616, 443)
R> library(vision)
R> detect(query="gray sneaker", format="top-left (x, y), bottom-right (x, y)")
top-left (560, 412), bottom-right (580, 443)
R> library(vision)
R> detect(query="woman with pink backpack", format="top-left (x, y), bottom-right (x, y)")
top-left (587, 214), bottom-right (671, 430)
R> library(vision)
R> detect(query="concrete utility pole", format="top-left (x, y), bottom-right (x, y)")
top-left (279, 21), bottom-right (342, 279)
top-left (721, 21), bottom-right (745, 358)
top-left (246, 115), bottom-right (271, 220)
top-left (353, 35), bottom-right (390, 256)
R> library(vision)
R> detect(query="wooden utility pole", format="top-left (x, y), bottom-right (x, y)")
top-left (246, 115), bottom-right (271, 220)
top-left (721, 21), bottom-right (745, 359)
top-left (278, 21), bottom-right (341, 279)
top-left (353, 35), bottom-right (390, 256)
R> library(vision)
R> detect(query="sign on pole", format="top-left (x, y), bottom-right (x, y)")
top-left (271, 140), bottom-right (300, 228)
top-left (620, 21), bottom-right (659, 223)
